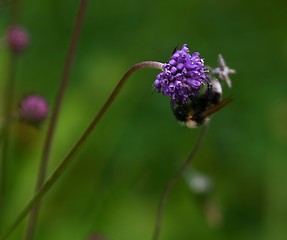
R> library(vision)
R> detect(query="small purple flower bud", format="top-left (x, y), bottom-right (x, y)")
top-left (19, 95), bottom-right (49, 125)
top-left (190, 79), bottom-right (201, 89)
top-left (169, 59), bottom-right (177, 66)
top-left (153, 44), bottom-right (208, 104)
top-left (182, 44), bottom-right (190, 53)
top-left (176, 62), bottom-right (184, 71)
top-left (6, 26), bottom-right (29, 53)
top-left (170, 66), bottom-right (177, 74)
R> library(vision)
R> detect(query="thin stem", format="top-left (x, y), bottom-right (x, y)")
top-left (0, 0), bottom-right (21, 228)
top-left (0, 52), bottom-right (17, 228)
top-left (10, 0), bottom-right (22, 24)
top-left (152, 124), bottom-right (208, 240)
top-left (24, 0), bottom-right (89, 239)
top-left (0, 61), bottom-right (163, 240)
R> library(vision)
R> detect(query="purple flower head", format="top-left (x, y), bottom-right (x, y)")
top-left (19, 95), bottom-right (49, 125)
top-left (154, 44), bottom-right (208, 104)
top-left (6, 26), bottom-right (29, 53)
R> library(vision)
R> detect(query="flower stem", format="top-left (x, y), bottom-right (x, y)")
top-left (0, 0), bottom-right (21, 228)
top-left (152, 124), bottom-right (208, 240)
top-left (0, 53), bottom-right (17, 228)
top-left (10, 0), bottom-right (22, 24)
top-left (0, 61), bottom-right (163, 240)
top-left (24, 0), bottom-right (89, 239)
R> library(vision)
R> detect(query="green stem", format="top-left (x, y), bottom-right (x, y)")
top-left (24, 1), bottom-right (89, 239)
top-left (0, 61), bottom-right (163, 240)
top-left (0, 52), bottom-right (17, 229)
top-left (152, 124), bottom-right (208, 240)
top-left (0, 0), bottom-right (21, 229)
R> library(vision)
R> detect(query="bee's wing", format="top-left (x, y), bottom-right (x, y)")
top-left (201, 95), bottom-right (234, 119)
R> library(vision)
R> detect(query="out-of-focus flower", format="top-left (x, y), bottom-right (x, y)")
top-left (185, 170), bottom-right (223, 228)
top-left (153, 44), bottom-right (208, 105)
top-left (185, 170), bottom-right (213, 195)
top-left (19, 95), bottom-right (49, 125)
top-left (6, 26), bottom-right (29, 53)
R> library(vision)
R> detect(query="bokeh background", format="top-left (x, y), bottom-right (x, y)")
top-left (0, 0), bottom-right (287, 239)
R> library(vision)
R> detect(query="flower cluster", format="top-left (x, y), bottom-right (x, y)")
top-left (154, 44), bottom-right (208, 104)
top-left (19, 95), bottom-right (49, 125)
top-left (6, 26), bottom-right (29, 53)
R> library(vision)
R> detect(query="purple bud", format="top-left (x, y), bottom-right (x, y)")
top-left (177, 63), bottom-right (184, 70)
top-left (19, 95), bottom-right (49, 125)
top-left (6, 26), bottom-right (29, 53)
top-left (170, 66), bottom-right (177, 74)
top-left (182, 44), bottom-right (190, 53)
top-left (190, 79), bottom-right (201, 89)
top-left (169, 59), bottom-right (177, 66)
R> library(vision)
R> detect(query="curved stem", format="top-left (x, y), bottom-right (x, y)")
top-left (152, 124), bottom-right (208, 240)
top-left (0, 61), bottom-right (163, 240)
top-left (24, 1), bottom-right (89, 239)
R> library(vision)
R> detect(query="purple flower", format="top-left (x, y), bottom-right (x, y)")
top-left (6, 26), bottom-right (29, 53)
top-left (154, 44), bottom-right (208, 104)
top-left (19, 95), bottom-right (49, 125)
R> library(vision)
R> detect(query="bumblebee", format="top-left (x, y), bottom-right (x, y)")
top-left (171, 79), bottom-right (233, 128)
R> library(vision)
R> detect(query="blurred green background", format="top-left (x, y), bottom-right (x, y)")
top-left (1, 0), bottom-right (287, 239)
